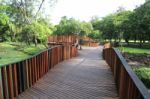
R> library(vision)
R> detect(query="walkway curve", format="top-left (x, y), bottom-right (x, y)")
top-left (15, 47), bottom-right (118, 99)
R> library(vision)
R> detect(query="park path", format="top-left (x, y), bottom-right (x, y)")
top-left (15, 47), bottom-right (118, 99)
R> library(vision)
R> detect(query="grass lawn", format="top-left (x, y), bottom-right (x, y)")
top-left (0, 42), bottom-right (46, 66)
top-left (118, 47), bottom-right (150, 54)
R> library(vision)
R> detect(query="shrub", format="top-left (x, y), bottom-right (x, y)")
top-left (134, 67), bottom-right (150, 89)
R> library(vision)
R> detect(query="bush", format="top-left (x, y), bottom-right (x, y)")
top-left (134, 67), bottom-right (150, 89)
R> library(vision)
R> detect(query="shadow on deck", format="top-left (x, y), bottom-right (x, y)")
top-left (15, 47), bottom-right (118, 99)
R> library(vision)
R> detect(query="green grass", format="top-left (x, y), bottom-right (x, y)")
top-left (118, 47), bottom-right (150, 54)
top-left (0, 42), bottom-right (46, 66)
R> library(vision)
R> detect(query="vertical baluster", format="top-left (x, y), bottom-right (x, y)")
top-left (36, 56), bottom-right (39, 80)
top-left (0, 67), bottom-right (4, 99)
top-left (7, 65), bottom-right (14, 99)
top-left (1, 66), bottom-right (9, 99)
top-left (25, 60), bottom-right (29, 89)
top-left (46, 50), bottom-right (49, 72)
top-left (39, 54), bottom-right (41, 78)
top-left (28, 59), bottom-right (32, 87)
top-left (48, 49), bottom-right (51, 69)
top-left (34, 57), bottom-right (37, 82)
top-left (22, 61), bottom-right (27, 91)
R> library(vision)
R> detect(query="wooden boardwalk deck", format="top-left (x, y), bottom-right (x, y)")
top-left (15, 47), bottom-right (118, 99)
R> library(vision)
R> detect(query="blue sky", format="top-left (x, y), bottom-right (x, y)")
top-left (47, 0), bottom-right (145, 24)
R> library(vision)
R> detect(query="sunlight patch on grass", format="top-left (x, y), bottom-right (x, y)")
top-left (118, 47), bottom-right (150, 54)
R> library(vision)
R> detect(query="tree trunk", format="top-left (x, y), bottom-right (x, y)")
top-left (34, 38), bottom-right (37, 47)
top-left (13, 33), bottom-right (16, 42)
top-left (125, 38), bottom-right (129, 46)
top-left (139, 40), bottom-right (142, 47)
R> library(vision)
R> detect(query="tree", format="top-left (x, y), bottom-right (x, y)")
top-left (54, 16), bottom-right (81, 35)
top-left (21, 19), bottom-right (52, 46)
top-left (91, 9), bottom-right (132, 43)
top-left (54, 16), bottom-right (94, 38)
top-left (0, 0), bottom-right (56, 45)
top-left (0, 13), bottom-right (9, 41)
top-left (88, 30), bottom-right (102, 40)
top-left (80, 21), bottom-right (93, 37)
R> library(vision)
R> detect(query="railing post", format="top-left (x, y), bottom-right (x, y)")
top-left (48, 49), bottom-right (52, 69)
top-left (119, 66), bottom-right (128, 99)
top-left (2, 66), bottom-right (9, 99)
top-left (0, 68), bottom-right (4, 99)
top-left (7, 65), bottom-right (14, 99)
top-left (28, 59), bottom-right (32, 87)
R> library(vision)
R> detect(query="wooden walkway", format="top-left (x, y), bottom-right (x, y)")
top-left (15, 47), bottom-right (118, 99)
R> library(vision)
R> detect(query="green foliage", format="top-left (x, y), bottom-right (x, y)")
top-left (54, 16), bottom-right (94, 37)
top-left (92, 10), bottom-right (132, 42)
top-left (0, 1), bottom-right (55, 45)
top-left (92, 2), bottom-right (150, 44)
top-left (21, 20), bottom-right (52, 45)
top-left (88, 30), bottom-right (102, 40)
top-left (54, 16), bottom-right (81, 35)
top-left (0, 13), bottom-right (9, 25)
top-left (134, 67), bottom-right (150, 89)
top-left (0, 13), bottom-right (10, 41)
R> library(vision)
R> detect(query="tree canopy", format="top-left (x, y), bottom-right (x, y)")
top-left (0, 0), bottom-right (56, 46)
top-left (0, 0), bottom-right (150, 46)
top-left (91, 1), bottom-right (150, 45)
top-left (53, 16), bottom-right (94, 37)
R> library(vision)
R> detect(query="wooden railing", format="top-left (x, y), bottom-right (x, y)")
top-left (0, 45), bottom-right (78, 99)
top-left (103, 48), bottom-right (150, 99)
top-left (83, 42), bottom-right (99, 47)
top-left (80, 36), bottom-right (99, 47)
top-left (48, 35), bottom-right (78, 44)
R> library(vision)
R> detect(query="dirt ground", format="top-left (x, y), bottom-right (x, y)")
top-left (122, 52), bottom-right (150, 68)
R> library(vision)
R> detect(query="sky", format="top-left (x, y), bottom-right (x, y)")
top-left (48, 0), bottom-right (145, 24)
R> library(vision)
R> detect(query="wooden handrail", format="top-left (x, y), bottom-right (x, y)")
top-left (0, 45), bottom-right (78, 99)
top-left (103, 48), bottom-right (150, 99)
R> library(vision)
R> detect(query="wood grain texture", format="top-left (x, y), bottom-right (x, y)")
top-left (7, 65), bottom-right (14, 99)
top-left (15, 47), bottom-right (118, 99)
top-left (1, 67), bottom-right (9, 99)
top-left (0, 68), bottom-right (4, 99)
top-left (103, 47), bottom-right (150, 99)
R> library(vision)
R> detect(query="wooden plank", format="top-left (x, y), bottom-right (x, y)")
top-left (34, 57), bottom-right (37, 82)
top-left (51, 49), bottom-right (54, 67)
top-left (48, 50), bottom-right (51, 69)
top-left (31, 58), bottom-right (35, 84)
top-left (41, 53), bottom-right (43, 76)
top-left (38, 54), bottom-right (41, 78)
top-left (20, 62), bottom-right (25, 92)
top-left (15, 47), bottom-right (118, 99)
top-left (16, 63), bottom-right (22, 93)
top-left (0, 68), bottom-right (4, 99)
top-left (7, 65), bottom-right (14, 99)
top-left (12, 64), bottom-right (18, 97)
top-left (36, 56), bottom-right (40, 79)
top-left (23, 61), bottom-right (27, 90)
top-left (28, 59), bottom-right (32, 87)
top-left (25, 60), bottom-right (29, 89)
top-left (40, 54), bottom-right (42, 78)
top-left (1, 66), bottom-right (9, 99)
top-left (43, 52), bottom-right (45, 74)
top-left (46, 51), bottom-right (49, 72)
